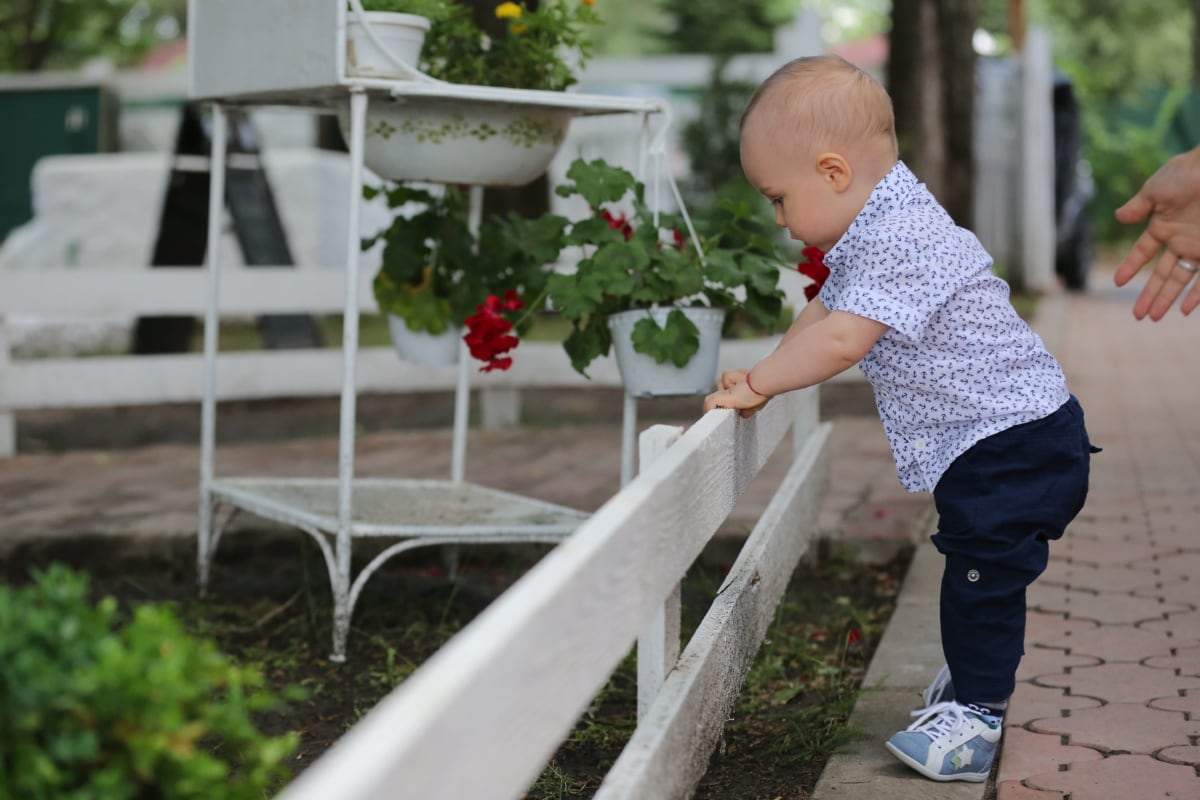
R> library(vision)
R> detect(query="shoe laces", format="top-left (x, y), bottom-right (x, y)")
top-left (906, 701), bottom-right (971, 741)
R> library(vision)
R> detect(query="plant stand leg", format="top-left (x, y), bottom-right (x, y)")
top-left (198, 104), bottom-right (228, 595)
top-left (621, 391), bottom-right (637, 487)
top-left (330, 87), bottom-right (369, 663)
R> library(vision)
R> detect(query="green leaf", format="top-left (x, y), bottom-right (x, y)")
top-left (547, 271), bottom-right (602, 321)
top-left (566, 216), bottom-right (626, 247)
top-left (630, 309), bottom-right (700, 367)
top-left (562, 318), bottom-right (612, 376)
top-left (558, 159), bottom-right (638, 208)
top-left (702, 249), bottom-right (743, 287)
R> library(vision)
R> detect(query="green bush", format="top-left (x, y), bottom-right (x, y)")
top-left (0, 565), bottom-right (298, 800)
top-left (1083, 84), bottom-right (1187, 245)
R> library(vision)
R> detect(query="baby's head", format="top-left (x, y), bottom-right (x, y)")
top-left (740, 55), bottom-right (898, 251)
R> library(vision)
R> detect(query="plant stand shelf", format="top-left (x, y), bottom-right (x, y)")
top-left (191, 50), bottom-right (667, 658)
top-left (209, 478), bottom-right (587, 538)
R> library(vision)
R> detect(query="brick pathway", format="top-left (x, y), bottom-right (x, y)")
top-left (0, 382), bottom-right (919, 560)
top-left (996, 277), bottom-right (1200, 799)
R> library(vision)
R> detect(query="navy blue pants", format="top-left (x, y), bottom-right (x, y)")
top-left (930, 396), bottom-right (1094, 707)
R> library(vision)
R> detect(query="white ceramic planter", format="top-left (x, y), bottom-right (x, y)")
top-left (607, 307), bottom-right (726, 398)
top-left (387, 316), bottom-right (460, 365)
top-left (345, 12), bottom-right (430, 79)
top-left (342, 99), bottom-right (573, 186)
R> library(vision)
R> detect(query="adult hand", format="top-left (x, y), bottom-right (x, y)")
top-left (1114, 146), bottom-right (1200, 319)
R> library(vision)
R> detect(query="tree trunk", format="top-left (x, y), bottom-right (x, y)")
top-left (887, 0), bottom-right (978, 228)
top-left (889, 0), bottom-right (946, 203)
top-left (937, 0), bottom-right (978, 228)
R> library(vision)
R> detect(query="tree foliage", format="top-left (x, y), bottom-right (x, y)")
top-left (1020, 0), bottom-right (1193, 241)
top-left (655, 0), bottom-right (794, 55)
top-left (0, 0), bottom-right (186, 73)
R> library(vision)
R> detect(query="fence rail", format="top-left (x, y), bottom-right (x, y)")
top-left (0, 266), bottom-right (787, 455)
top-left (275, 389), bottom-right (829, 800)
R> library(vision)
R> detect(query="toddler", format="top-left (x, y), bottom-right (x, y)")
top-left (704, 54), bottom-right (1096, 783)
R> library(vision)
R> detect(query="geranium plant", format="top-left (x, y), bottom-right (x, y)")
top-left (364, 183), bottom-right (565, 371)
top-left (537, 158), bottom-right (789, 375)
top-left (798, 245), bottom-right (829, 301)
top-left (361, 0), bottom-right (599, 92)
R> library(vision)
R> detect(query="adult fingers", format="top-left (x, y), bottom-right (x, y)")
top-left (1114, 190), bottom-right (1153, 225)
top-left (1180, 279), bottom-right (1200, 315)
top-left (1113, 229), bottom-right (1163, 288)
top-left (1143, 250), bottom-right (1197, 321)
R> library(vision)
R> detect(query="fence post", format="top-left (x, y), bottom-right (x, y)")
top-left (481, 387), bottom-right (521, 429)
top-left (636, 423), bottom-right (684, 720)
top-left (0, 320), bottom-right (12, 457)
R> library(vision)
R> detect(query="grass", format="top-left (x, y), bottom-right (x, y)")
top-left (522, 542), bottom-right (909, 799)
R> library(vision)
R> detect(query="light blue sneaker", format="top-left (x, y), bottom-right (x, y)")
top-left (923, 663), bottom-right (955, 707)
top-left (885, 701), bottom-right (1001, 782)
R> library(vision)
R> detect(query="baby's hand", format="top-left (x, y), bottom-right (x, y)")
top-left (704, 378), bottom-right (770, 418)
top-left (718, 369), bottom-right (749, 390)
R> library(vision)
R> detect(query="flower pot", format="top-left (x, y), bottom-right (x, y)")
top-left (387, 316), bottom-right (460, 365)
top-left (341, 99), bottom-right (573, 186)
top-left (345, 12), bottom-right (430, 79)
top-left (607, 307), bottom-right (726, 398)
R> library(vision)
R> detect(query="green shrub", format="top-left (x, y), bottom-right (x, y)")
top-left (0, 564), bottom-right (298, 800)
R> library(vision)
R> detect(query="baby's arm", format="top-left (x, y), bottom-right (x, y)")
top-left (717, 298), bottom-right (831, 392)
top-left (780, 296), bottom-right (831, 344)
top-left (754, 310), bottom-right (886, 392)
top-left (704, 310), bottom-right (887, 415)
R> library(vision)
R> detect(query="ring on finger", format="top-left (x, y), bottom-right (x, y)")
top-left (1177, 257), bottom-right (1199, 275)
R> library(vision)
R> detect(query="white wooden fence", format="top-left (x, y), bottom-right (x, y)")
top-left (275, 387), bottom-right (830, 800)
top-left (0, 265), bottom-right (791, 457)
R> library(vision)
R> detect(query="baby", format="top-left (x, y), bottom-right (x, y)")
top-left (704, 55), bottom-right (1096, 783)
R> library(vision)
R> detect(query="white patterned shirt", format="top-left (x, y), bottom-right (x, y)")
top-left (820, 161), bottom-right (1069, 492)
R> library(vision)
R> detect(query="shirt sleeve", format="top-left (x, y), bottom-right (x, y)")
top-left (825, 215), bottom-right (989, 343)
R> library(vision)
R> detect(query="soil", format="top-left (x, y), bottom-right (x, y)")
top-left (3, 532), bottom-right (908, 800)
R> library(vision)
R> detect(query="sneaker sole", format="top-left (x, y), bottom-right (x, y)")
top-left (884, 741), bottom-right (989, 783)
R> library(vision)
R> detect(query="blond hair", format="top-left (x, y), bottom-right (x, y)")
top-left (742, 55), bottom-right (897, 157)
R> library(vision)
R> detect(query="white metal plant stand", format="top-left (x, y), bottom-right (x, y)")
top-left (189, 0), bottom-right (669, 661)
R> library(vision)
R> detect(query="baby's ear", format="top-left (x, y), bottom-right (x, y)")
top-left (816, 152), bottom-right (853, 192)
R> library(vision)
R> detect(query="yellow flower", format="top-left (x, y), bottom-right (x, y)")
top-left (512, 23), bottom-right (527, 33)
top-left (495, 2), bottom-right (522, 19)
top-left (582, 0), bottom-right (594, 5)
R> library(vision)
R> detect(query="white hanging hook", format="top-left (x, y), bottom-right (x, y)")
top-left (644, 105), bottom-right (706, 266)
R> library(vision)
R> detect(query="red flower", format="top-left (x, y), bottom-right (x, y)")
top-left (847, 629), bottom-right (862, 644)
top-left (463, 291), bottom-right (523, 372)
top-left (601, 208), bottom-right (634, 241)
top-left (798, 246), bottom-right (829, 301)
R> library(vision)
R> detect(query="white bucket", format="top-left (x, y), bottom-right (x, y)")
top-left (607, 307), bottom-right (725, 398)
top-left (387, 316), bottom-right (461, 366)
top-left (346, 12), bottom-right (430, 79)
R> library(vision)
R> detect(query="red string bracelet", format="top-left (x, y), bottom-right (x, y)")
top-left (745, 371), bottom-right (767, 397)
